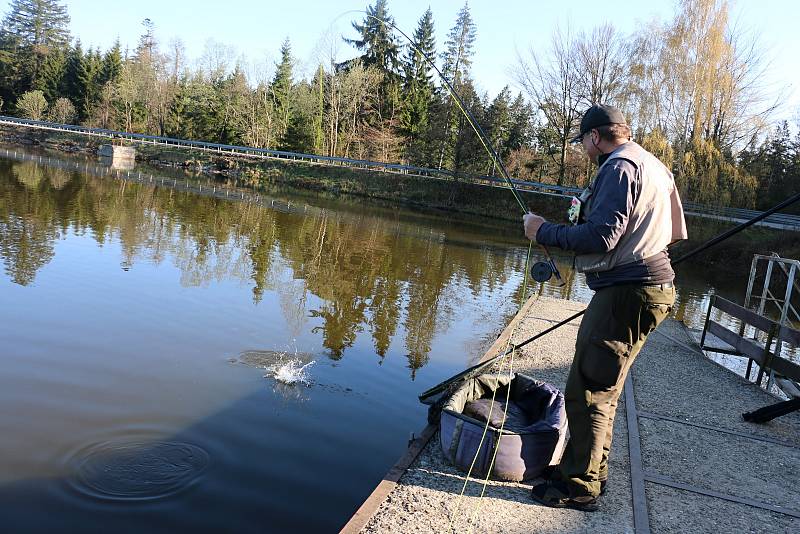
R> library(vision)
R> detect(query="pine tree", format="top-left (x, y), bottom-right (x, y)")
top-left (400, 8), bottom-right (436, 160)
top-left (1, 0), bottom-right (70, 93)
top-left (0, 32), bottom-right (24, 105)
top-left (216, 65), bottom-right (249, 144)
top-left (34, 48), bottom-right (66, 102)
top-left (345, 0), bottom-right (400, 75)
top-left (441, 2), bottom-right (476, 88)
top-left (81, 48), bottom-right (103, 119)
top-left (344, 0), bottom-right (401, 121)
top-left (99, 40), bottom-right (123, 86)
top-left (62, 41), bottom-right (89, 119)
top-left (437, 2), bottom-right (477, 170)
top-left (271, 38), bottom-right (294, 147)
top-left (485, 86), bottom-right (512, 173)
top-left (451, 80), bottom-right (484, 172)
top-left (506, 92), bottom-right (535, 153)
top-left (135, 18), bottom-right (156, 65)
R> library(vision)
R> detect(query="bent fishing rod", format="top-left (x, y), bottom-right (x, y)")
top-left (345, 10), bottom-right (564, 284)
top-left (420, 190), bottom-right (800, 402)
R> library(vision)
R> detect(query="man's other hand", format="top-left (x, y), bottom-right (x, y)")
top-left (523, 213), bottom-right (546, 241)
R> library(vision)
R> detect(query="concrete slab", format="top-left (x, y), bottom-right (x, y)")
top-left (638, 417), bottom-right (800, 511)
top-left (645, 483), bottom-right (797, 534)
top-left (632, 319), bottom-right (800, 443)
top-left (361, 297), bottom-right (636, 533)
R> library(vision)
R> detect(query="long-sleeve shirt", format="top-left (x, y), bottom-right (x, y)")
top-left (536, 153), bottom-right (674, 290)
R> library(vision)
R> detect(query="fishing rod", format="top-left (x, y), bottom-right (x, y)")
top-left (419, 190), bottom-right (800, 405)
top-left (346, 10), bottom-right (564, 285)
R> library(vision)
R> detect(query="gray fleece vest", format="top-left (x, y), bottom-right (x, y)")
top-left (575, 142), bottom-right (687, 273)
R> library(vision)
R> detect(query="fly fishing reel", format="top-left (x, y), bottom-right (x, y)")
top-left (531, 261), bottom-right (554, 282)
top-left (531, 258), bottom-right (565, 286)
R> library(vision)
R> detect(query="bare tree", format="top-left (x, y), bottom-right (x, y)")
top-left (515, 25), bottom-right (581, 185)
top-left (574, 23), bottom-right (628, 108)
top-left (166, 38), bottom-right (186, 84)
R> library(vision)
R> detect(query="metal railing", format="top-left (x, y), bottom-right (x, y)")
top-left (2, 114), bottom-right (798, 229)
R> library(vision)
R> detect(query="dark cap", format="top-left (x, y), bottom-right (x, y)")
top-left (570, 104), bottom-right (627, 143)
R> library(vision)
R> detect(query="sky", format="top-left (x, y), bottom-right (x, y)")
top-left (3, 0), bottom-right (800, 122)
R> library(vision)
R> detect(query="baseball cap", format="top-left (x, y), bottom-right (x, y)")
top-left (570, 104), bottom-right (627, 143)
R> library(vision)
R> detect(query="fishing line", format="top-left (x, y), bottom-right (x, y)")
top-left (328, 10), bottom-right (558, 529)
top-left (332, 10), bottom-right (563, 282)
top-left (466, 242), bottom-right (536, 532)
top-left (448, 241), bottom-right (534, 533)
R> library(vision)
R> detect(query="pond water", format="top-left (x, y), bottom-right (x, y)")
top-left (0, 147), bottom-right (772, 532)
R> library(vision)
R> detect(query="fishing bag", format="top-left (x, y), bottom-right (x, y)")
top-left (439, 373), bottom-right (567, 482)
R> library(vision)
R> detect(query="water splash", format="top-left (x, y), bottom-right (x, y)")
top-left (234, 346), bottom-right (316, 387)
top-left (265, 359), bottom-right (315, 386)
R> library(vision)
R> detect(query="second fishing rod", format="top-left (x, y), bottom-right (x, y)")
top-left (420, 189), bottom-right (800, 404)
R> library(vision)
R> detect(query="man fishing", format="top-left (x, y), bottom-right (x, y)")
top-left (523, 103), bottom-right (687, 511)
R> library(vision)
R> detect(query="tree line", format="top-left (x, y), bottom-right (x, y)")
top-left (0, 154), bottom-right (540, 372)
top-left (0, 0), bottom-right (797, 211)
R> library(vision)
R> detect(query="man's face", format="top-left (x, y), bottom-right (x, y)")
top-left (581, 129), bottom-right (601, 163)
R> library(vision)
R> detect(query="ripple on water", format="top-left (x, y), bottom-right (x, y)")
top-left (65, 439), bottom-right (210, 501)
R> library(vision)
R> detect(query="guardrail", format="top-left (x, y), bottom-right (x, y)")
top-left (1, 115), bottom-right (798, 229)
top-left (0, 115), bottom-right (576, 198)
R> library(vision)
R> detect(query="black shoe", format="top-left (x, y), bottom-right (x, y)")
top-left (540, 466), bottom-right (607, 496)
top-left (530, 480), bottom-right (599, 512)
top-left (539, 465), bottom-right (559, 480)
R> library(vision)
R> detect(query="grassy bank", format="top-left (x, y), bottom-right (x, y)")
top-left (0, 124), bottom-right (569, 222)
top-left (1, 125), bottom-right (796, 275)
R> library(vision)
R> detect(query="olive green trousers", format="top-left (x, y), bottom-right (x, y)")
top-left (558, 283), bottom-right (675, 498)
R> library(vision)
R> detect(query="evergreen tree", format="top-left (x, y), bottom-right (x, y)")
top-left (135, 18), bottom-right (157, 64)
top-left (62, 41), bottom-right (89, 118)
top-left (283, 81), bottom-right (317, 152)
top-left (81, 48), bottom-right (103, 119)
top-left (506, 92), bottom-right (535, 153)
top-left (487, 87), bottom-right (512, 150)
top-left (34, 48), bottom-right (66, 102)
top-left (312, 64), bottom-right (326, 153)
top-left (441, 2), bottom-right (476, 88)
top-left (1, 0), bottom-right (70, 92)
top-left (485, 86), bottom-right (512, 173)
top-left (216, 65), bottom-right (249, 144)
top-left (271, 38), bottom-right (294, 147)
top-left (0, 32), bottom-right (24, 105)
top-left (99, 40), bottom-right (123, 86)
top-left (750, 121), bottom-right (796, 209)
top-left (400, 8), bottom-right (436, 161)
top-left (345, 0), bottom-right (401, 121)
top-left (437, 2), bottom-right (477, 170)
top-left (451, 80), bottom-right (485, 173)
top-left (345, 0), bottom-right (400, 75)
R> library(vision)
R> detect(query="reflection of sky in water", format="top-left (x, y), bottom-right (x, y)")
top-left (0, 147), bottom-right (797, 531)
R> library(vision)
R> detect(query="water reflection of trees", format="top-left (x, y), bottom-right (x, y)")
top-left (0, 157), bottom-right (538, 374)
